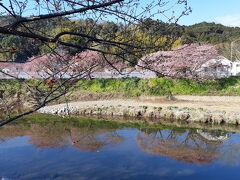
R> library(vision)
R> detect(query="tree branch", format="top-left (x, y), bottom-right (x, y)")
top-left (8, 0), bottom-right (123, 29)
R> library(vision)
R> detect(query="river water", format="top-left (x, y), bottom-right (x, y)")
top-left (0, 118), bottom-right (240, 180)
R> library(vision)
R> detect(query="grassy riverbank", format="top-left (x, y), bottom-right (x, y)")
top-left (1, 77), bottom-right (240, 97)
top-left (74, 77), bottom-right (240, 96)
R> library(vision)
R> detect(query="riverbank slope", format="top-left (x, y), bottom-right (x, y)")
top-left (38, 95), bottom-right (240, 125)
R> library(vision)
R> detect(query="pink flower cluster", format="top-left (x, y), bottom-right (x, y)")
top-left (137, 43), bottom-right (225, 79)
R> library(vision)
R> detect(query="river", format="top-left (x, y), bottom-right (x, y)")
top-left (0, 117), bottom-right (240, 180)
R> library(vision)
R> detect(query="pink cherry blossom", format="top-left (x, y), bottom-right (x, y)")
top-left (137, 43), bottom-right (226, 79)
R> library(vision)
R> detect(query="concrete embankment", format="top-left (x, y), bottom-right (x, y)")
top-left (38, 97), bottom-right (240, 125)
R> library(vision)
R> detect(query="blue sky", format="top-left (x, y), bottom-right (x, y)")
top-left (1, 0), bottom-right (240, 27)
top-left (178, 0), bottom-right (240, 26)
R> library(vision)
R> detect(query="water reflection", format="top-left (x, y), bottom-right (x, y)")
top-left (70, 128), bottom-right (124, 151)
top-left (0, 122), bottom-right (234, 164)
top-left (0, 120), bottom-right (240, 179)
top-left (135, 129), bottom-right (228, 164)
top-left (0, 122), bottom-right (124, 150)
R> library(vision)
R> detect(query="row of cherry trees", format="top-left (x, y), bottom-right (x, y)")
top-left (2, 43), bottom-right (226, 80)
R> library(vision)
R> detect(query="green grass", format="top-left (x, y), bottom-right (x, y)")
top-left (1, 77), bottom-right (240, 97)
top-left (73, 77), bottom-right (240, 96)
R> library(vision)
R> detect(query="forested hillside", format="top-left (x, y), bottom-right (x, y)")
top-left (182, 22), bottom-right (240, 44)
top-left (1, 16), bottom-right (240, 63)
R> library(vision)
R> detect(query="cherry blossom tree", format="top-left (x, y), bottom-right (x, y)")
top-left (71, 50), bottom-right (106, 78)
top-left (137, 43), bottom-right (227, 80)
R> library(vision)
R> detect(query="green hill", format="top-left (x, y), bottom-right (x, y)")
top-left (1, 16), bottom-right (240, 62)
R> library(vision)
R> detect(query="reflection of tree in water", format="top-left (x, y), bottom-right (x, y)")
top-left (0, 122), bottom-right (124, 150)
top-left (0, 124), bottom-right (30, 144)
top-left (1, 122), bottom-right (240, 165)
top-left (70, 127), bottom-right (124, 151)
top-left (0, 137), bottom-right (9, 144)
top-left (0, 124), bottom-right (68, 148)
top-left (28, 124), bottom-right (69, 148)
top-left (135, 129), bottom-right (229, 164)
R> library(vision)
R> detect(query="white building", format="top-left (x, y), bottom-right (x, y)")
top-left (200, 58), bottom-right (240, 78)
top-left (231, 61), bottom-right (240, 76)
